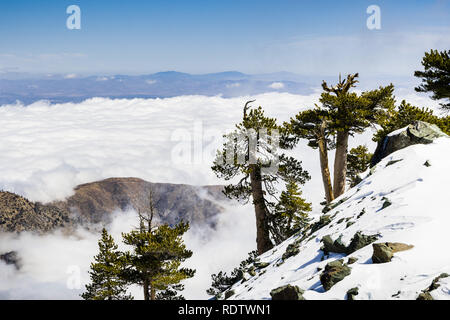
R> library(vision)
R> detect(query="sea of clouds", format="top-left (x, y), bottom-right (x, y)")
top-left (0, 90), bottom-right (442, 299)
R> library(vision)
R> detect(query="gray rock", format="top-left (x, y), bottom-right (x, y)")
top-left (346, 287), bottom-right (359, 300)
top-left (224, 289), bottom-right (235, 299)
top-left (346, 232), bottom-right (379, 254)
top-left (372, 242), bottom-right (414, 263)
top-left (371, 121), bottom-right (448, 167)
top-left (321, 235), bottom-right (347, 255)
top-left (270, 284), bottom-right (305, 300)
top-left (320, 259), bottom-right (351, 291)
top-left (282, 243), bottom-right (300, 260)
top-left (254, 261), bottom-right (270, 269)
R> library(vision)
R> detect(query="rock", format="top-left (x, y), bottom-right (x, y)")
top-left (270, 285), bottom-right (305, 300)
top-left (322, 232), bottom-right (378, 255)
top-left (310, 214), bottom-right (332, 233)
top-left (248, 267), bottom-right (256, 277)
top-left (282, 243), bottom-right (300, 260)
top-left (417, 292), bottom-right (433, 300)
top-left (0, 191), bottom-right (72, 233)
top-left (224, 289), bottom-right (235, 299)
top-left (321, 235), bottom-right (347, 255)
top-left (346, 232), bottom-right (379, 254)
top-left (428, 273), bottom-right (449, 291)
top-left (347, 257), bottom-right (358, 265)
top-left (320, 259), bottom-right (351, 291)
top-left (372, 242), bottom-right (414, 263)
top-left (0, 251), bottom-right (20, 269)
top-left (423, 160), bottom-right (432, 167)
top-left (380, 197), bottom-right (392, 210)
top-left (346, 287), bottom-right (359, 300)
top-left (254, 261), bottom-right (270, 269)
top-left (385, 159), bottom-right (403, 167)
top-left (417, 273), bottom-right (450, 300)
top-left (371, 121), bottom-right (448, 167)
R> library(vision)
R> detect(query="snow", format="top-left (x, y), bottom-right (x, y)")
top-left (228, 137), bottom-right (450, 300)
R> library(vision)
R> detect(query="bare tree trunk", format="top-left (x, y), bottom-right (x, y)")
top-left (150, 286), bottom-right (156, 301)
top-left (143, 278), bottom-right (150, 301)
top-left (317, 121), bottom-right (334, 203)
top-left (333, 130), bottom-right (349, 198)
top-left (249, 164), bottom-right (273, 255)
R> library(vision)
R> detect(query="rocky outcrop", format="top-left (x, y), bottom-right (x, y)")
top-left (0, 177), bottom-right (226, 233)
top-left (320, 259), bottom-right (351, 291)
top-left (371, 242), bottom-right (414, 263)
top-left (321, 231), bottom-right (379, 255)
top-left (0, 191), bottom-right (72, 233)
top-left (416, 273), bottom-right (449, 300)
top-left (270, 285), bottom-right (305, 300)
top-left (371, 121), bottom-right (447, 166)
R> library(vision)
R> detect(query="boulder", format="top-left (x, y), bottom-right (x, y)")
top-left (282, 243), bottom-right (300, 260)
top-left (254, 261), bottom-right (270, 269)
top-left (270, 284), bottom-right (305, 300)
top-left (372, 242), bottom-right (414, 263)
top-left (321, 232), bottom-right (378, 255)
top-left (346, 287), bottom-right (359, 300)
top-left (320, 259), bottom-right (351, 291)
top-left (346, 232), bottom-right (379, 254)
top-left (321, 235), bottom-right (347, 254)
top-left (371, 121), bottom-right (447, 167)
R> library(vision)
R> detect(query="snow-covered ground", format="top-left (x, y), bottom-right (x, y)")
top-left (229, 137), bottom-right (450, 300)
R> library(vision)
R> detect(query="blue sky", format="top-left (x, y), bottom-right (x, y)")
top-left (0, 0), bottom-right (449, 76)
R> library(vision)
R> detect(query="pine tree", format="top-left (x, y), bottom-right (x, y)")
top-left (414, 49), bottom-right (450, 110)
top-left (81, 228), bottom-right (133, 300)
top-left (272, 181), bottom-right (312, 243)
top-left (320, 73), bottom-right (395, 198)
top-left (206, 251), bottom-right (258, 299)
top-left (156, 283), bottom-right (186, 300)
top-left (288, 107), bottom-right (335, 203)
top-left (121, 189), bottom-right (195, 300)
top-left (212, 101), bottom-right (310, 254)
top-left (346, 145), bottom-right (373, 188)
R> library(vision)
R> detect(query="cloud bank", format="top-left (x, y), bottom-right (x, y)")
top-left (0, 91), bottom-right (442, 299)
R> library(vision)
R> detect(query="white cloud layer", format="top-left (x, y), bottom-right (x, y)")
top-left (0, 90), bottom-right (443, 299)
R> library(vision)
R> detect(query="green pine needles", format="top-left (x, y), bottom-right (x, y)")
top-left (81, 189), bottom-right (195, 300)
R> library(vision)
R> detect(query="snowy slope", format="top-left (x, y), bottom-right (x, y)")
top-left (228, 136), bottom-right (450, 300)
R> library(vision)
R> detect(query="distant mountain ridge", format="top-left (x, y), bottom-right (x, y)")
top-left (0, 71), bottom-right (311, 105)
top-left (0, 177), bottom-right (227, 234)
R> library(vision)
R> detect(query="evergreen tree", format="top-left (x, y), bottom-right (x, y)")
top-left (81, 228), bottom-right (133, 300)
top-left (121, 190), bottom-right (195, 300)
top-left (346, 145), bottom-right (373, 188)
top-left (320, 73), bottom-right (395, 198)
top-left (206, 251), bottom-right (258, 299)
top-left (212, 101), bottom-right (310, 254)
top-left (156, 283), bottom-right (186, 300)
top-left (414, 49), bottom-right (450, 110)
top-left (288, 107), bottom-right (335, 203)
top-left (272, 181), bottom-right (312, 242)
